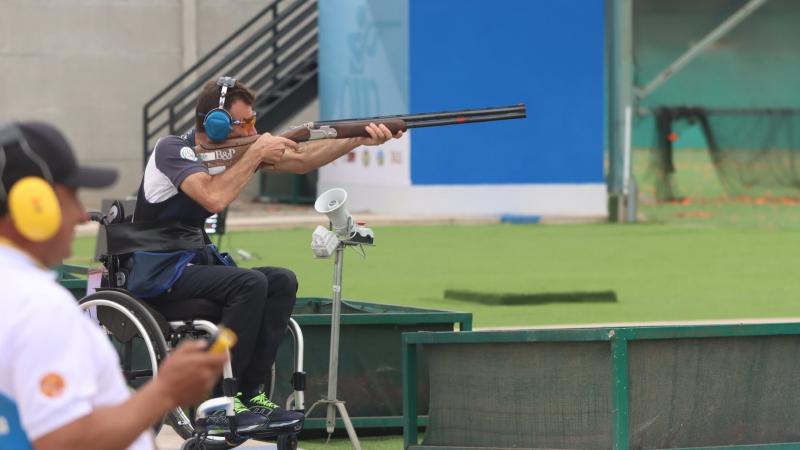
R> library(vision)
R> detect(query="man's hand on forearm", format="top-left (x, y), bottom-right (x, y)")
top-left (353, 122), bottom-right (403, 147)
top-left (270, 123), bottom-right (402, 173)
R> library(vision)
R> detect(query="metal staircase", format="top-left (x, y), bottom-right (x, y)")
top-left (142, 0), bottom-right (318, 202)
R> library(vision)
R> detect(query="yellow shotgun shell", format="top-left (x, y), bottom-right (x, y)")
top-left (208, 327), bottom-right (238, 354)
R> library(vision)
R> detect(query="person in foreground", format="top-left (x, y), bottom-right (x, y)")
top-left (0, 121), bottom-right (227, 450)
top-left (131, 76), bottom-right (401, 435)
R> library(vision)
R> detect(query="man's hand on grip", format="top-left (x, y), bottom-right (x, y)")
top-left (252, 133), bottom-right (299, 166)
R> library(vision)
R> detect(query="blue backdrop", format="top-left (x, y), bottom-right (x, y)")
top-left (319, 0), bottom-right (604, 187)
top-left (408, 0), bottom-right (604, 185)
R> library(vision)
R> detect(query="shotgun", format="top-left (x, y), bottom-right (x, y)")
top-left (281, 103), bottom-right (526, 142)
top-left (195, 104), bottom-right (526, 172)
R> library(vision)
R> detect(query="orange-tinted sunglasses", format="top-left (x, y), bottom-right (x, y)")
top-left (232, 113), bottom-right (257, 130)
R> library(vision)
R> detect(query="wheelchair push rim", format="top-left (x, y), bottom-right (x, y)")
top-left (78, 290), bottom-right (170, 434)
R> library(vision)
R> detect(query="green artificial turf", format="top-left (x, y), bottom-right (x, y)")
top-left (297, 434), bottom-right (409, 450)
top-left (69, 220), bottom-right (800, 329)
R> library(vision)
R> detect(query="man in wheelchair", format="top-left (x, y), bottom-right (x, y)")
top-left (0, 121), bottom-right (227, 450)
top-left (130, 77), bottom-right (400, 436)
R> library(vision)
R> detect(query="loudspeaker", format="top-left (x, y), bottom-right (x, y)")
top-left (314, 188), bottom-right (355, 238)
top-left (202, 77), bottom-right (237, 142)
top-left (0, 123), bottom-right (61, 242)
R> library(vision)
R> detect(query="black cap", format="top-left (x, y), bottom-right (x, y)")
top-left (0, 121), bottom-right (117, 191)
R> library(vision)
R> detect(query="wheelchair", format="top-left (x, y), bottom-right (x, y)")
top-left (77, 201), bottom-right (306, 450)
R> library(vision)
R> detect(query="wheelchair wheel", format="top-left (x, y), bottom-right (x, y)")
top-left (179, 437), bottom-right (213, 450)
top-left (277, 434), bottom-right (299, 450)
top-left (166, 406), bottom-right (195, 440)
top-left (78, 290), bottom-right (169, 434)
top-left (180, 436), bottom-right (240, 450)
top-left (179, 437), bottom-right (203, 450)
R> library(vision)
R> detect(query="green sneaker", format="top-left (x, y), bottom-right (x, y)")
top-left (233, 392), bottom-right (251, 414)
top-left (201, 393), bottom-right (270, 436)
top-left (243, 392), bottom-right (304, 431)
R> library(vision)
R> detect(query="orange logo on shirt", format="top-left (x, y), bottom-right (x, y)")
top-left (39, 373), bottom-right (65, 398)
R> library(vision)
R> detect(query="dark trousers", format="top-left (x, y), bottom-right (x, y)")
top-left (153, 265), bottom-right (298, 390)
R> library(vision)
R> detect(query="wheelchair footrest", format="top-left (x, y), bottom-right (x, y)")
top-left (222, 377), bottom-right (237, 398)
top-left (291, 372), bottom-right (306, 391)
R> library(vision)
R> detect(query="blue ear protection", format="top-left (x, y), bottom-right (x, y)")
top-left (202, 77), bottom-right (237, 142)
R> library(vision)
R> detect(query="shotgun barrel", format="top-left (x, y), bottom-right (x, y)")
top-left (281, 103), bottom-right (526, 142)
top-left (314, 104), bottom-right (527, 127)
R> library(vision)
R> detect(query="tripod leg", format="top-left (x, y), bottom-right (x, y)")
top-left (305, 400), bottom-right (322, 417)
top-left (336, 402), bottom-right (362, 450)
top-left (326, 402), bottom-right (337, 434)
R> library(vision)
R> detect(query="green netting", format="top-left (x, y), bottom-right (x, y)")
top-left (272, 323), bottom-right (448, 421)
top-left (705, 110), bottom-right (800, 193)
top-left (650, 108), bottom-right (800, 200)
top-left (629, 335), bottom-right (800, 448)
top-left (413, 332), bottom-right (800, 449)
top-left (270, 298), bottom-right (469, 429)
top-left (422, 342), bottom-right (612, 449)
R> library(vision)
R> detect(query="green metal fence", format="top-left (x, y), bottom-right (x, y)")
top-left (56, 264), bottom-right (88, 300)
top-left (275, 298), bottom-right (472, 431)
top-left (402, 323), bottom-right (800, 450)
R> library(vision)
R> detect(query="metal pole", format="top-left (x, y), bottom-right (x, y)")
top-left (181, 0), bottom-right (198, 76)
top-left (622, 105), bottom-right (637, 223)
top-left (622, 106), bottom-right (632, 202)
top-left (271, 3), bottom-right (279, 89)
top-left (304, 242), bottom-right (362, 450)
top-left (635, 0), bottom-right (769, 100)
top-left (142, 105), bottom-right (149, 170)
top-left (325, 244), bottom-right (344, 433)
top-left (608, 0), bottom-right (633, 220)
top-left (611, 336), bottom-right (630, 450)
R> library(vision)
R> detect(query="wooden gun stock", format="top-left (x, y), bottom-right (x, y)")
top-left (279, 118), bottom-right (408, 143)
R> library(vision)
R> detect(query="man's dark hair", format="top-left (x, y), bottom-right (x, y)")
top-left (195, 79), bottom-right (256, 132)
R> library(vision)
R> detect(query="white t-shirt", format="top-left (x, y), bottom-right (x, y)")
top-left (0, 245), bottom-right (154, 449)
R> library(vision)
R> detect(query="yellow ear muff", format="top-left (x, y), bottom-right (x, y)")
top-left (7, 176), bottom-right (61, 242)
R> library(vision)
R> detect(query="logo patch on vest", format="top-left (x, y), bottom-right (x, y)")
top-left (197, 149), bottom-right (235, 162)
top-left (215, 149), bottom-right (235, 160)
top-left (180, 147), bottom-right (198, 161)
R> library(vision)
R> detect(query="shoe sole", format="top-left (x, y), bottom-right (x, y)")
top-left (205, 422), bottom-right (273, 436)
top-left (247, 421), bottom-right (304, 439)
top-left (246, 411), bottom-right (304, 430)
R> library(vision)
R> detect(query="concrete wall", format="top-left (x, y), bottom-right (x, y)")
top-left (0, 0), bottom-right (266, 209)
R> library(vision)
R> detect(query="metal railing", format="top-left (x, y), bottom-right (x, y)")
top-left (142, 0), bottom-right (318, 164)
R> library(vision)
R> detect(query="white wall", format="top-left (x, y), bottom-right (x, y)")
top-left (0, 0), bottom-right (267, 208)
